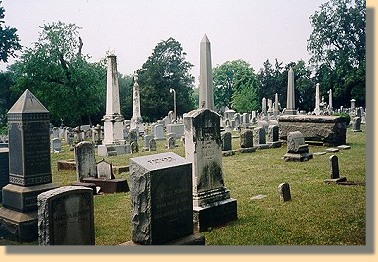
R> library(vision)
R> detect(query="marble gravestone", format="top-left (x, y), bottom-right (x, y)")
top-left (239, 129), bottom-right (256, 153)
top-left (74, 141), bottom-right (97, 181)
top-left (128, 152), bottom-right (204, 245)
top-left (0, 90), bottom-right (58, 242)
top-left (184, 108), bottom-right (237, 232)
top-left (283, 131), bottom-right (313, 162)
top-left (38, 186), bottom-right (95, 245)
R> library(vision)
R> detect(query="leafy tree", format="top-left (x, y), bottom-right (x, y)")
top-left (0, 71), bottom-right (18, 129)
top-left (307, 0), bottom-right (365, 107)
top-left (9, 21), bottom-right (106, 126)
top-left (119, 73), bottom-right (133, 120)
top-left (0, 1), bottom-right (21, 63)
top-left (137, 37), bottom-right (195, 122)
top-left (213, 59), bottom-right (259, 112)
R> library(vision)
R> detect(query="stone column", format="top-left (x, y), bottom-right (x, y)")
top-left (285, 67), bottom-right (296, 115)
top-left (274, 93), bottom-right (280, 116)
top-left (262, 97), bottom-right (267, 116)
top-left (130, 73), bottom-right (143, 132)
top-left (198, 34), bottom-right (214, 110)
top-left (102, 55), bottom-right (125, 145)
top-left (328, 89), bottom-right (333, 112)
top-left (314, 83), bottom-right (320, 115)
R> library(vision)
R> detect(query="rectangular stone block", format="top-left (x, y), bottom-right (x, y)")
top-left (129, 152), bottom-right (193, 245)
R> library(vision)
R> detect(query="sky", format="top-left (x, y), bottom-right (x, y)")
top-left (1, 0), bottom-right (329, 84)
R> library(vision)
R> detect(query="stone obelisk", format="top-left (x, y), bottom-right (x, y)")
top-left (314, 83), bottom-right (321, 115)
top-left (130, 74), bottom-right (143, 132)
top-left (198, 34), bottom-right (214, 110)
top-left (102, 55), bottom-right (125, 145)
top-left (284, 67), bottom-right (296, 115)
top-left (328, 89), bottom-right (333, 112)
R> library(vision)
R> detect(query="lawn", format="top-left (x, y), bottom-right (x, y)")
top-left (0, 124), bottom-right (367, 246)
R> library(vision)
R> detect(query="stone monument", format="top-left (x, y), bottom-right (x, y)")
top-left (283, 131), bottom-right (313, 162)
top-left (184, 108), bottom-right (237, 232)
top-left (130, 73), bottom-right (143, 133)
top-left (284, 67), bottom-right (296, 115)
top-left (0, 89), bottom-right (58, 242)
top-left (198, 34), bottom-right (214, 110)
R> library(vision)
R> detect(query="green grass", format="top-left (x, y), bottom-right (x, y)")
top-left (0, 125), bottom-right (366, 245)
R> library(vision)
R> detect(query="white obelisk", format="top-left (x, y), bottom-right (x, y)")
top-left (284, 67), bottom-right (296, 115)
top-left (198, 34), bottom-right (214, 110)
top-left (130, 73), bottom-right (143, 132)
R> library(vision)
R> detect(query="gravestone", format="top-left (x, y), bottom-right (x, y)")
top-left (128, 152), bottom-right (204, 245)
top-left (96, 159), bottom-right (114, 180)
top-left (351, 117), bottom-right (362, 132)
top-left (184, 108), bottom-right (237, 232)
top-left (267, 125), bottom-right (281, 148)
top-left (0, 148), bottom-right (9, 203)
top-left (0, 89), bottom-right (58, 242)
top-left (143, 135), bottom-right (154, 151)
top-left (167, 135), bottom-right (176, 149)
top-left (130, 141), bottom-right (139, 153)
top-left (239, 129), bottom-right (256, 153)
top-left (283, 131), bottom-right (313, 162)
top-left (253, 127), bottom-right (266, 145)
top-left (153, 124), bottom-right (164, 140)
top-left (148, 138), bottom-right (157, 151)
top-left (74, 141), bottom-right (97, 181)
top-left (221, 131), bottom-right (234, 156)
top-left (129, 129), bottom-right (138, 144)
top-left (278, 183), bottom-right (291, 202)
top-left (166, 123), bottom-right (185, 139)
top-left (51, 138), bottom-right (62, 153)
top-left (38, 186), bottom-right (95, 245)
top-left (324, 155), bottom-right (347, 183)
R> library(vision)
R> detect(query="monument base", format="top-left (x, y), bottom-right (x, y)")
top-left (71, 181), bottom-right (98, 195)
top-left (238, 147), bottom-right (256, 153)
top-left (98, 144), bottom-right (130, 157)
top-left (193, 198), bottom-right (238, 232)
top-left (268, 141), bottom-right (282, 148)
top-left (0, 207), bottom-right (37, 242)
top-left (120, 233), bottom-right (205, 245)
top-left (222, 150), bottom-right (236, 157)
top-left (324, 177), bottom-right (347, 184)
top-left (2, 183), bottom-right (58, 212)
top-left (283, 152), bottom-right (313, 162)
top-left (82, 177), bottom-right (129, 193)
top-left (255, 144), bottom-right (271, 150)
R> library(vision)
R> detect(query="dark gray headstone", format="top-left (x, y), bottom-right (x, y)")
top-left (221, 131), bottom-right (232, 151)
top-left (240, 130), bottom-right (253, 148)
top-left (278, 183), bottom-right (291, 202)
top-left (148, 138), bottom-right (157, 151)
top-left (253, 127), bottom-right (266, 145)
top-left (267, 125), bottom-right (279, 142)
top-left (38, 186), bottom-right (95, 245)
top-left (74, 141), bottom-right (97, 181)
top-left (329, 155), bottom-right (339, 179)
top-left (0, 148), bottom-right (9, 202)
top-left (129, 152), bottom-right (193, 244)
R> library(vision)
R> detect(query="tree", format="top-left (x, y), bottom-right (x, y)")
top-left (9, 21), bottom-right (106, 126)
top-left (213, 60), bottom-right (259, 112)
top-left (0, 1), bottom-right (21, 63)
top-left (307, 0), bottom-right (365, 107)
top-left (137, 37), bottom-right (195, 122)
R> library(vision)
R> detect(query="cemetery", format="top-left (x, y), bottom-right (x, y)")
top-left (0, 1), bottom-right (367, 248)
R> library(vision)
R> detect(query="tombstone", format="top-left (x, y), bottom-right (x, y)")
top-left (153, 124), bottom-right (164, 140)
top-left (143, 135), bottom-right (154, 151)
top-left (234, 113), bottom-right (241, 128)
top-left (166, 133), bottom-right (176, 149)
top-left (184, 108), bottom-right (237, 232)
top-left (278, 183), bottom-right (291, 202)
top-left (166, 123), bottom-right (185, 139)
top-left (324, 155), bottom-right (347, 183)
top-left (242, 113), bottom-right (250, 127)
top-left (253, 127), bottom-right (266, 146)
top-left (130, 74), bottom-right (143, 132)
top-left (52, 127), bottom-right (59, 139)
top-left (148, 138), bottom-right (157, 151)
top-left (284, 67), bottom-right (297, 115)
top-left (239, 129), bottom-right (254, 151)
top-left (130, 141), bottom-right (139, 153)
top-left (92, 124), bottom-right (103, 145)
top-left (74, 141), bottom-right (97, 181)
top-left (273, 93), bottom-right (280, 117)
top-left (96, 159), bottom-right (114, 180)
top-left (257, 120), bottom-right (269, 132)
top-left (351, 117), bottom-right (362, 132)
top-left (221, 131), bottom-right (232, 151)
top-left (198, 34), bottom-right (214, 110)
top-left (262, 97), bottom-right (267, 116)
top-left (267, 125), bottom-right (281, 148)
top-left (0, 90), bottom-right (58, 242)
top-left (0, 148), bottom-right (9, 203)
top-left (283, 131), bottom-right (313, 162)
top-left (51, 138), bottom-right (62, 153)
top-left (38, 186), bottom-right (95, 245)
top-left (127, 152), bottom-right (204, 245)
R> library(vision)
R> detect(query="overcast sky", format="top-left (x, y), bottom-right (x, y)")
top-left (2, 0), bottom-right (329, 83)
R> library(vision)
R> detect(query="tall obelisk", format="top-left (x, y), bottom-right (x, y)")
top-left (284, 67), bottom-right (296, 115)
top-left (102, 55), bottom-right (125, 145)
top-left (198, 34), bottom-right (214, 110)
top-left (314, 83), bottom-right (321, 115)
top-left (130, 73), bottom-right (143, 132)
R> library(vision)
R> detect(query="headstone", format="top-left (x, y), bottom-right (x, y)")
top-left (153, 124), bottom-right (164, 140)
top-left (143, 135), bottom-right (154, 151)
top-left (129, 129), bottom-right (138, 143)
top-left (351, 117), bottom-right (362, 132)
top-left (96, 159), bottom-right (114, 180)
top-left (221, 131), bottom-right (232, 151)
top-left (148, 138), bottom-right (157, 151)
top-left (262, 97), bottom-right (267, 116)
top-left (184, 108), bottom-right (237, 232)
top-left (278, 183), bottom-right (291, 202)
top-left (324, 155), bottom-right (347, 183)
top-left (52, 127), bottom-right (59, 139)
top-left (284, 67), bottom-right (296, 115)
top-left (198, 34), bottom-right (214, 110)
top-left (0, 148), bottom-right (9, 202)
top-left (128, 152), bottom-right (204, 245)
top-left (283, 131), bottom-right (313, 162)
top-left (166, 123), bottom-right (185, 139)
top-left (240, 130), bottom-right (253, 148)
top-left (38, 186), bottom-right (95, 245)
top-left (253, 127), bottom-right (266, 145)
top-left (74, 141), bottom-right (97, 181)
top-left (166, 133), bottom-right (176, 149)
top-left (130, 141), bottom-right (139, 153)
top-left (51, 138), bottom-right (62, 153)
top-left (267, 125), bottom-right (281, 148)
top-left (0, 90), bottom-right (58, 242)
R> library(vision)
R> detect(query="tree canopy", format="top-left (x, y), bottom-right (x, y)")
top-left (9, 21), bottom-right (106, 126)
top-left (136, 37), bottom-right (195, 122)
top-left (307, 0), bottom-right (365, 107)
top-left (0, 1), bottom-right (21, 63)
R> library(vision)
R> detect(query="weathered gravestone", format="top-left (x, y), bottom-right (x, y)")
top-left (149, 138), bottom-right (157, 151)
top-left (351, 117), bottom-right (362, 132)
top-left (38, 186), bottom-right (95, 245)
top-left (278, 183), bottom-right (291, 202)
top-left (221, 131), bottom-right (234, 156)
top-left (127, 152), bottom-right (205, 245)
top-left (253, 127), bottom-right (269, 149)
top-left (130, 141), bottom-right (139, 153)
top-left (96, 159), bottom-right (114, 180)
top-left (0, 148), bottom-right (9, 203)
top-left (283, 131), bottom-right (313, 162)
top-left (0, 90), bottom-right (58, 242)
top-left (143, 135), bottom-right (154, 151)
top-left (51, 138), bottom-right (62, 153)
top-left (267, 125), bottom-right (281, 148)
top-left (74, 141), bottom-right (97, 181)
top-left (153, 124), bottom-right (164, 140)
top-left (323, 155), bottom-right (347, 183)
top-left (239, 129), bottom-right (256, 153)
top-left (184, 108), bottom-right (237, 232)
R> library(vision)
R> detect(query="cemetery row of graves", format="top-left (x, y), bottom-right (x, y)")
top-left (0, 35), bottom-right (366, 246)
